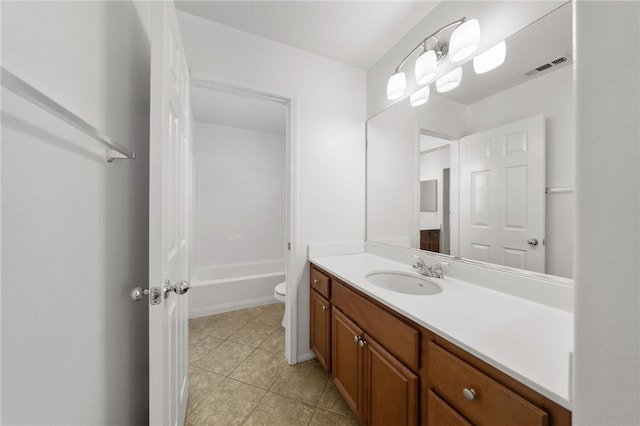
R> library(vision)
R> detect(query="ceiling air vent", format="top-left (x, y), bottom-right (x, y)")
top-left (523, 54), bottom-right (572, 77)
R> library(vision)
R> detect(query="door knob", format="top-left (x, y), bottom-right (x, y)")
top-left (163, 279), bottom-right (191, 298)
top-left (527, 238), bottom-right (539, 247)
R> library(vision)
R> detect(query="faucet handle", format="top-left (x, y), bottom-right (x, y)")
top-left (411, 255), bottom-right (426, 269)
top-left (432, 263), bottom-right (444, 279)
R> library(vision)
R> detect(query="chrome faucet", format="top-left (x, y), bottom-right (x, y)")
top-left (412, 255), bottom-right (444, 279)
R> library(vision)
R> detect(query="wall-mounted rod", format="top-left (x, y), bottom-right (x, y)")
top-left (1, 67), bottom-right (136, 162)
top-left (545, 186), bottom-right (575, 194)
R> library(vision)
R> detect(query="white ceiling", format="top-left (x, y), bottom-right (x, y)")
top-left (175, 1), bottom-right (440, 70)
top-left (191, 85), bottom-right (287, 134)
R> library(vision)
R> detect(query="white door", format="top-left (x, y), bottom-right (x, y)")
top-left (149, 2), bottom-right (191, 425)
top-left (459, 115), bottom-right (545, 272)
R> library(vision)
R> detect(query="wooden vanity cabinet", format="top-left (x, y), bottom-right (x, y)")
top-left (310, 266), bottom-right (331, 373)
top-left (331, 308), bottom-right (363, 417)
top-left (364, 334), bottom-right (418, 426)
top-left (309, 264), bottom-right (571, 426)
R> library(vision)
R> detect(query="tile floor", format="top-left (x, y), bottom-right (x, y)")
top-left (186, 303), bottom-right (359, 426)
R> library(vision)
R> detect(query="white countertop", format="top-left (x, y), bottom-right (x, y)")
top-left (309, 252), bottom-right (573, 410)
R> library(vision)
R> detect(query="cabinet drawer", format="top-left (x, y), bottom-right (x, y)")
top-left (310, 266), bottom-right (331, 299)
top-left (427, 390), bottom-right (471, 426)
top-left (428, 343), bottom-right (548, 426)
top-left (333, 280), bottom-right (419, 370)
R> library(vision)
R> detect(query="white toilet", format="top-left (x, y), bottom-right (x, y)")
top-left (273, 281), bottom-right (287, 328)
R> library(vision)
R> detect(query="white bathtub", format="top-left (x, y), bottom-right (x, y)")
top-left (189, 260), bottom-right (285, 318)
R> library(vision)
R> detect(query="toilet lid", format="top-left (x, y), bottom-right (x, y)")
top-left (275, 282), bottom-right (286, 296)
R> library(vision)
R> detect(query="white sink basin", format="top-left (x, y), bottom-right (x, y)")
top-left (365, 271), bottom-right (442, 295)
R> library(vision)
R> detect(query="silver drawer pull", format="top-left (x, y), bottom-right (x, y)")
top-left (321, 305), bottom-right (327, 311)
top-left (358, 339), bottom-right (366, 348)
top-left (462, 388), bottom-right (476, 402)
top-left (313, 278), bottom-right (320, 284)
top-left (354, 335), bottom-right (360, 343)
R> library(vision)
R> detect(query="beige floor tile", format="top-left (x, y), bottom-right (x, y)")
top-left (190, 333), bottom-right (224, 362)
top-left (189, 315), bottom-right (218, 335)
top-left (243, 392), bottom-right (314, 426)
top-left (229, 349), bottom-right (287, 389)
top-left (270, 359), bottom-right (328, 406)
top-left (186, 378), bottom-right (266, 426)
top-left (216, 305), bottom-right (267, 325)
top-left (192, 340), bottom-right (254, 376)
top-left (187, 366), bottom-right (225, 413)
top-left (317, 380), bottom-right (357, 419)
top-left (251, 304), bottom-right (285, 327)
top-left (309, 408), bottom-right (360, 426)
top-left (227, 322), bottom-right (276, 348)
top-left (258, 329), bottom-right (285, 354)
top-left (201, 315), bottom-right (252, 339)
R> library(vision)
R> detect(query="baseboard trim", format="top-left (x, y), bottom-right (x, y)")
top-left (297, 350), bottom-right (316, 364)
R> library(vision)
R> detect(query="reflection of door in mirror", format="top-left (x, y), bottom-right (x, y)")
top-left (459, 115), bottom-right (545, 272)
top-left (419, 134), bottom-right (451, 254)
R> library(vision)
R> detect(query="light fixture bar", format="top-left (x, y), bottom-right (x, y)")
top-left (393, 17), bottom-right (467, 72)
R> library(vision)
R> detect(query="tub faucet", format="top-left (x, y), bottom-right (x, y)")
top-left (412, 255), bottom-right (444, 279)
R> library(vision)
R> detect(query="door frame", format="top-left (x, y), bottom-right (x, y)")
top-left (417, 129), bottom-right (459, 257)
top-left (188, 74), bottom-right (299, 364)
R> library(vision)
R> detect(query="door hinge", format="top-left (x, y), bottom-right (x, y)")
top-left (287, 242), bottom-right (291, 251)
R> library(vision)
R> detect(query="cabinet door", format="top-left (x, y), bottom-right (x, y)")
top-left (310, 290), bottom-right (331, 373)
top-left (427, 390), bottom-right (472, 426)
top-left (364, 334), bottom-right (418, 426)
top-left (332, 308), bottom-right (363, 419)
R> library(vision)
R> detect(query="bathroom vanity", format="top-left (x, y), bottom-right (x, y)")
top-left (309, 253), bottom-right (572, 426)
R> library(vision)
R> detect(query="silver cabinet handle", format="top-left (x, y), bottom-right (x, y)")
top-left (527, 238), bottom-right (539, 247)
top-left (321, 305), bottom-right (327, 311)
top-left (462, 388), bottom-right (476, 402)
top-left (358, 339), bottom-right (366, 348)
top-left (354, 335), bottom-right (360, 344)
top-left (313, 278), bottom-right (320, 284)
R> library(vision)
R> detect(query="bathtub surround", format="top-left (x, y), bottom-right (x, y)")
top-left (190, 119), bottom-right (286, 317)
top-left (1, 1), bottom-right (151, 424)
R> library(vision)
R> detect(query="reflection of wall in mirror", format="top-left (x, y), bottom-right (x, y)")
top-left (419, 142), bottom-right (450, 231)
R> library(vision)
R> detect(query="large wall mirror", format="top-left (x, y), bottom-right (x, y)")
top-left (367, 2), bottom-right (574, 280)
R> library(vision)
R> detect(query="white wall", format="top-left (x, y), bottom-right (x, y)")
top-left (367, 95), bottom-right (466, 248)
top-left (1, 1), bottom-right (150, 424)
top-left (419, 146), bottom-right (450, 231)
top-left (574, 1), bottom-right (640, 424)
top-left (177, 12), bottom-right (366, 359)
top-left (192, 122), bottom-right (286, 272)
top-left (467, 66), bottom-right (574, 278)
top-left (367, 1), bottom-right (564, 118)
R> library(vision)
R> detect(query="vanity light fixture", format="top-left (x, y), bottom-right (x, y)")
top-left (436, 67), bottom-right (462, 93)
top-left (473, 40), bottom-right (507, 74)
top-left (410, 86), bottom-right (430, 107)
top-left (385, 17), bottom-right (481, 101)
top-left (386, 71), bottom-right (406, 101)
top-left (449, 19), bottom-right (481, 63)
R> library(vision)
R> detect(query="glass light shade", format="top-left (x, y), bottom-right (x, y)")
top-left (473, 40), bottom-right (506, 74)
top-left (415, 50), bottom-right (437, 85)
top-left (410, 86), bottom-right (430, 107)
top-left (449, 19), bottom-right (480, 63)
top-left (387, 72), bottom-right (406, 100)
top-left (436, 67), bottom-right (462, 93)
